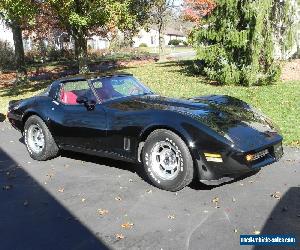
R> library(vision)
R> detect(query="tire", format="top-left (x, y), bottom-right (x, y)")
top-left (24, 115), bottom-right (59, 161)
top-left (142, 129), bottom-right (194, 191)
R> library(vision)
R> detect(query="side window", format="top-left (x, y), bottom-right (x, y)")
top-left (60, 80), bottom-right (95, 105)
top-left (92, 76), bottom-right (147, 102)
top-left (112, 79), bottom-right (133, 96)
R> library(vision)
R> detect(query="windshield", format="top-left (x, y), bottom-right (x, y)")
top-left (91, 75), bottom-right (152, 102)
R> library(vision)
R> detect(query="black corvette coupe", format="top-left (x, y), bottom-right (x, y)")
top-left (7, 73), bottom-right (283, 191)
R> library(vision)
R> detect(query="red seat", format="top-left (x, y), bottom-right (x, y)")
top-left (61, 91), bottom-right (78, 105)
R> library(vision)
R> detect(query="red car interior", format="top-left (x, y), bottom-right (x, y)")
top-left (60, 90), bottom-right (78, 105)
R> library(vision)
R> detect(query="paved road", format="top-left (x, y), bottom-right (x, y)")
top-left (168, 51), bottom-right (196, 60)
top-left (0, 121), bottom-right (299, 250)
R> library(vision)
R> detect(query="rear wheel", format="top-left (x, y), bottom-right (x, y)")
top-left (142, 129), bottom-right (194, 191)
top-left (24, 115), bottom-right (59, 161)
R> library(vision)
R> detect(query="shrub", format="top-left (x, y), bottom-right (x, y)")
top-left (168, 39), bottom-right (182, 46)
top-left (182, 41), bottom-right (189, 46)
top-left (0, 40), bottom-right (15, 71)
top-left (139, 43), bottom-right (148, 47)
top-left (193, 0), bottom-right (291, 86)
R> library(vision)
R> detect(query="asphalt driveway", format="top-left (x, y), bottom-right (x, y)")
top-left (0, 121), bottom-right (299, 250)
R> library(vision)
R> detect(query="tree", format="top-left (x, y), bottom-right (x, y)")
top-left (48, 0), bottom-right (138, 73)
top-left (193, 0), bottom-right (295, 86)
top-left (122, 0), bottom-right (153, 47)
top-left (23, 3), bottom-right (63, 47)
top-left (272, 0), bottom-right (299, 59)
top-left (0, 0), bottom-right (37, 75)
top-left (149, 0), bottom-right (178, 60)
top-left (183, 0), bottom-right (216, 23)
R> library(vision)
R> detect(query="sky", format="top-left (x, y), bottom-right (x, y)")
top-left (174, 0), bottom-right (183, 6)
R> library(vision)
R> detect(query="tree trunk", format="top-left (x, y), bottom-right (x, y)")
top-left (11, 21), bottom-right (27, 76)
top-left (124, 30), bottom-right (135, 48)
top-left (74, 33), bottom-right (88, 73)
top-left (158, 23), bottom-right (166, 61)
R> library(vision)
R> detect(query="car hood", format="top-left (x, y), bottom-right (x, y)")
top-left (135, 94), bottom-right (281, 150)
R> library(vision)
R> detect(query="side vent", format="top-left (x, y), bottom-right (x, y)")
top-left (124, 137), bottom-right (131, 151)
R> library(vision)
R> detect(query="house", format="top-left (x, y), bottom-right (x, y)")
top-left (164, 27), bottom-right (187, 45)
top-left (0, 21), bottom-right (14, 46)
top-left (0, 19), bottom-right (109, 52)
top-left (87, 35), bottom-right (110, 50)
top-left (133, 27), bottom-right (187, 48)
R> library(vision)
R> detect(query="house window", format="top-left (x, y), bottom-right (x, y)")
top-left (151, 36), bottom-right (154, 45)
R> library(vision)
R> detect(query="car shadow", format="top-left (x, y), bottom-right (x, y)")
top-left (0, 148), bottom-right (109, 250)
top-left (188, 169), bottom-right (260, 191)
top-left (61, 150), bottom-right (150, 185)
top-left (60, 151), bottom-right (261, 192)
top-left (18, 136), bottom-right (151, 186)
top-left (253, 187), bottom-right (300, 250)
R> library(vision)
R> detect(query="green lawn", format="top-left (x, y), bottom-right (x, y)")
top-left (0, 60), bottom-right (299, 146)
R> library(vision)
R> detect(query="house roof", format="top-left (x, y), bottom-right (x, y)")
top-left (149, 25), bottom-right (187, 37)
top-left (165, 27), bottom-right (186, 37)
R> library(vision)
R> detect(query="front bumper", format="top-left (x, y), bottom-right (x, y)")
top-left (196, 140), bottom-right (283, 185)
top-left (7, 110), bottom-right (23, 132)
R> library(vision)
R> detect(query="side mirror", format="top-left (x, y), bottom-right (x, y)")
top-left (76, 96), bottom-right (96, 111)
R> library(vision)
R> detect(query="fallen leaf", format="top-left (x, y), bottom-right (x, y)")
top-left (2, 185), bottom-right (13, 190)
top-left (146, 189), bottom-right (152, 194)
top-left (168, 215), bottom-right (175, 220)
top-left (23, 200), bottom-right (29, 206)
top-left (81, 198), bottom-right (86, 202)
top-left (46, 173), bottom-right (54, 179)
top-left (203, 210), bottom-right (209, 213)
top-left (212, 197), bottom-right (219, 203)
top-left (232, 197), bottom-right (236, 202)
top-left (271, 191), bottom-right (281, 200)
top-left (115, 233), bottom-right (125, 240)
top-left (97, 209), bottom-right (109, 216)
top-left (212, 197), bottom-right (220, 208)
top-left (239, 183), bottom-right (244, 186)
top-left (234, 229), bottom-right (238, 233)
top-left (121, 222), bottom-right (134, 229)
top-left (129, 179), bottom-right (133, 182)
top-left (253, 230), bottom-right (260, 235)
top-left (58, 188), bottom-right (64, 193)
top-left (249, 180), bottom-right (254, 183)
top-left (115, 196), bottom-right (122, 201)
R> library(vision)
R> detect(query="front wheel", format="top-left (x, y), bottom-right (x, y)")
top-left (142, 129), bottom-right (194, 191)
top-left (24, 115), bottom-right (59, 161)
